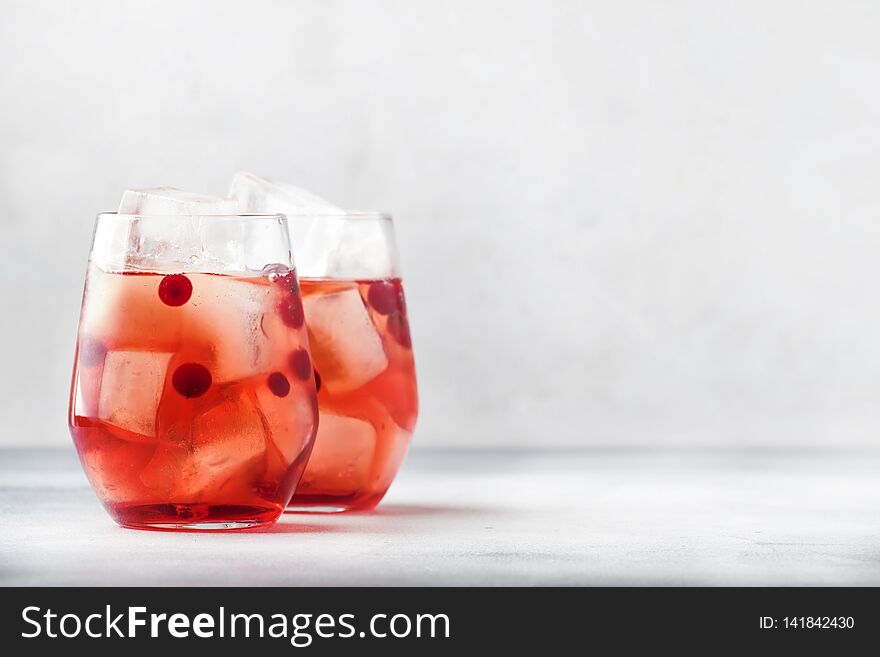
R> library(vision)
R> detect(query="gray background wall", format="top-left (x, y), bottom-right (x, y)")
top-left (2, 0), bottom-right (879, 448)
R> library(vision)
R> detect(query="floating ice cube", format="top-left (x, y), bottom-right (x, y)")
top-left (119, 187), bottom-right (239, 215)
top-left (117, 187), bottom-right (243, 272)
top-left (185, 274), bottom-right (273, 382)
top-left (182, 390), bottom-right (268, 495)
top-left (80, 443), bottom-right (154, 504)
top-left (300, 413), bottom-right (376, 493)
top-left (229, 172), bottom-right (343, 214)
top-left (140, 387), bottom-right (268, 499)
top-left (73, 368), bottom-right (101, 419)
top-left (302, 287), bottom-right (388, 393)
top-left (255, 377), bottom-right (317, 464)
top-left (229, 172), bottom-right (356, 277)
top-left (80, 265), bottom-right (183, 350)
top-left (367, 368), bottom-right (419, 431)
top-left (72, 337), bottom-right (106, 419)
top-left (311, 216), bottom-right (398, 279)
top-left (98, 350), bottom-right (172, 439)
top-left (196, 275), bottom-right (271, 381)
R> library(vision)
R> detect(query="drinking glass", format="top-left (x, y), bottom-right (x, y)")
top-left (68, 212), bottom-right (318, 530)
top-left (285, 212), bottom-right (418, 512)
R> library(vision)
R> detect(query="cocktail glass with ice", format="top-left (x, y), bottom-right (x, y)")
top-left (231, 174), bottom-right (418, 512)
top-left (69, 196), bottom-right (318, 530)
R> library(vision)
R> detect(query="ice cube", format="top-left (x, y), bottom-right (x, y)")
top-left (229, 172), bottom-right (343, 214)
top-left (98, 350), bottom-right (172, 439)
top-left (228, 173), bottom-right (395, 278)
top-left (185, 274), bottom-right (273, 382)
top-left (229, 172), bottom-right (352, 277)
top-left (80, 265), bottom-right (183, 351)
top-left (117, 187), bottom-right (242, 272)
top-left (80, 441), bottom-right (154, 503)
top-left (140, 387), bottom-right (268, 499)
top-left (302, 287), bottom-right (388, 393)
top-left (302, 216), bottom-right (396, 279)
top-left (119, 187), bottom-right (239, 215)
top-left (300, 413), bottom-right (376, 493)
top-left (72, 336), bottom-right (106, 419)
top-left (73, 368), bottom-right (101, 419)
top-left (182, 390), bottom-right (268, 496)
top-left (254, 378), bottom-right (317, 464)
top-left (366, 368), bottom-right (419, 431)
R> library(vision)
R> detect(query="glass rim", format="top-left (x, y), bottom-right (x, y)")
top-left (96, 211), bottom-right (393, 222)
top-left (283, 210), bottom-right (394, 223)
top-left (281, 210), bottom-right (393, 221)
top-left (96, 212), bottom-right (288, 222)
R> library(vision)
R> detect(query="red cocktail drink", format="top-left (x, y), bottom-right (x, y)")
top-left (69, 210), bottom-right (317, 530)
top-left (290, 277), bottom-right (417, 511)
top-left (227, 174), bottom-right (419, 513)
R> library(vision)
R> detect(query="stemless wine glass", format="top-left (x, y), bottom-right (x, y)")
top-left (284, 212), bottom-right (418, 512)
top-left (68, 212), bottom-right (318, 530)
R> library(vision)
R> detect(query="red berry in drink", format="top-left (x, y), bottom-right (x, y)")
top-left (387, 311), bottom-right (412, 348)
top-left (289, 349), bottom-right (312, 381)
top-left (279, 295), bottom-right (305, 329)
top-left (367, 280), bottom-right (399, 315)
top-left (158, 274), bottom-right (193, 306)
top-left (273, 270), bottom-right (299, 294)
top-left (78, 336), bottom-right (107, 368)
top-left (172, 363), bottom-right (212, 398)
top-left (267, 372), bottom-right (290, 397)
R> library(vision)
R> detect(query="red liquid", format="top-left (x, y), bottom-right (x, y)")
top-left (289, 278), bottom-right (418, 512)
top-left (69, 265), bottom-right (318, 529)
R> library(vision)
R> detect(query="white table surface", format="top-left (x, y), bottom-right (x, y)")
top-left (1, 448), bottom-right (879, 586)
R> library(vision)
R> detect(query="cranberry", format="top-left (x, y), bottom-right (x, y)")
top-left (314, 370), bottom-right (322, 393)
top-left (367, 280), bottom-right (399, 315)
top-left (275, 271), bottom-right (299, 294)
top-left (387, 312), bottom-right (412, 348)
top-left (158, 274), bottom-right (193, 306)
top-left (79, 337), bottom-right (107, 368)
top-left (172, 363), bottom-right (212, 398)
top-left (267, 372), bottom-right (290, 397)
top-left (279, 295), bottom-right (305, 329)
top-left (289, 348), bottom-right (312, 381)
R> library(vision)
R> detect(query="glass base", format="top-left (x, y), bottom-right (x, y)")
top-left (285, 504), bottom-right (351, 514)
top-left (107, 503), bottom-right (281, 531)
top-left (120, 519), bottom-right (270, 532)
top-left (286, 492), bottom-right (383, 514)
